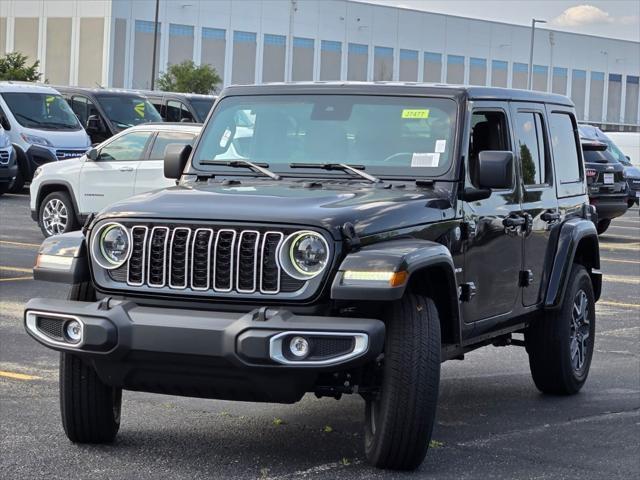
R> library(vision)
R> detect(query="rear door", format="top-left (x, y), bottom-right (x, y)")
top-left (134, 130), bottom-right (196, 194)
top-left (510, 103), bottom-right (559, 306)
top-left (78, 130), bottom-right (153, 213)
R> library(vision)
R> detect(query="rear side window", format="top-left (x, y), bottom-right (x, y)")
top-left (148, 131), bottom-right (196, 160)
top-left (549, 113), bottom-right (581, 184)
top-left (514, 112), bottom-right (548, 185)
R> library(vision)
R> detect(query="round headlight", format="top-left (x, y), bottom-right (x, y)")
top-left (279, 231), bottom-right (329, 280)
top-left (92, 222), bottom-right (131, 269)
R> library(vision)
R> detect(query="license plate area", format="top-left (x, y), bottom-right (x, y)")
top-left (603, 173), bottom-right (614, 184)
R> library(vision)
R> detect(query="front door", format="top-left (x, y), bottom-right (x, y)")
top-left (511, 103), bottom-right (559, 306)
top-left (78, 130), bottom-right (152, 214)
top-left (461, 103), bottom-right (523, 331)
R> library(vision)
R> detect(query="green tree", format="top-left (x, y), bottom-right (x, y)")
top-left (0, 52), bottom-right (42, 82)
top-left (157, 60), bottom-right (221, 94)
top-left (520, 144), bottom-right (536, 185)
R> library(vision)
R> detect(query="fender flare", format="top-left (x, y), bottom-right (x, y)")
top-left (544, 218), bottom-right (601, 308)
top-left (33, 230), bottom-right (90, 284)
top-left (36, 179), bottom-right (84, 223)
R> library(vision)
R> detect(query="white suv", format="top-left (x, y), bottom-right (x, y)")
top-left (30, 123), bottom-right (201, 237)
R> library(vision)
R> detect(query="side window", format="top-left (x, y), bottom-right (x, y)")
top-left (514, 111), bottom-right (548, 186)
top-left (71, 96), bottom-right (100, 128)
top-left (0, 105), bottom-right (10, 130)
top-left (549, 112), bottom-right (582, 184)
top-left (147, 132), bottom-right (196, 160)
top-left (98, 131), bottom-right (152, 162)
top-left (468, 110), bottom-right (510, 188)
top-left (166, 100), bottom-right (194, 122)
top-left (150, 100), bottom-right (163, 117)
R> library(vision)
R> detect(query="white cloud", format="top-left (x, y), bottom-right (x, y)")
top-left (551, 4), bottom-right (636, 27)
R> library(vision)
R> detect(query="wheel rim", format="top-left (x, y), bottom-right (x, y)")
top-left (42, 199), bottom-right (68, 236)
top-left (570, 289), bottom-right (590, 372)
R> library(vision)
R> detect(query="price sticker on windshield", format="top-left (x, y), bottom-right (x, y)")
top-left (134, 102), bottom-right (146, 118)
top-left (402, 109), bottom-right (430, 119)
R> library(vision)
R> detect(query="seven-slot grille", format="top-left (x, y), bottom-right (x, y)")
top-left (121, 225), bottom-right (295, 295)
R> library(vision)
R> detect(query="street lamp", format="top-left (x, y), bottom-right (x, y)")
top-left (528, 18), bottom-right (547, 90)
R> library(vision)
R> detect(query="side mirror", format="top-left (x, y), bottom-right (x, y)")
top-left (86, 148), bottom-right (98, 161)
top-left (164, 144), bottom-right (192, 179)
top-left (478, 151), bottom-right (513, 190)
top-left (626, 155), bottom-right (631, 161)
top-left (86, 115), bottom-right (104, 133)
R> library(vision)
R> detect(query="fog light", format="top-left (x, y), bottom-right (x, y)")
top-left (289, 336), bottom-right (309, 358)
top-left (64, 320), bottom-right (82, 343)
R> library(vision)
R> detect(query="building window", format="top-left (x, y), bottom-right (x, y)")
top-left (399, 49), bottom-right (418, 82)
top-left (532, 65), bottom-right (548, 91)
top-left (491, 60), bottom-right (508, 87)
top-left (625, 76), bottom-right (639, 124)
top-left (292, 37), bottom-right (314, 81)
top-left (552, 67), bottom-right (567, 95)
top-left (232, 30), bottom-right (256, 85)
top-left (469, 57), bottom-right (487, 86)
top-left (202, 28), bottom-right (226, 82)
top-left (446, 55), bottom-right (464, 84)
top-left (320, 40), bottom-right (341, 81)
top-left (512, 62), bottom-right (528, 89)
top-left (263, 34), bottom-right (286, 82)
top-left (373, 46), bottom-right (393, 81)
top-left (168, 24), bottom-right (194, 66)
top-left (607, 73), bottom-right (622, 123)
top-left (423, 52), bottom-right (442, 83)
top-left (133, 20), bottom-right (161, 89)
top-left (571, 69), bottom-right (587, 120)
top-left (589, 71), bottom-right (605, 121)
top-left (347, 43), bottom-right (368, 81)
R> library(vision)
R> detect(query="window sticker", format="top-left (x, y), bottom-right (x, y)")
top-left (435, 139), bottom-right (447, 153)
top-left (411, 152), bottom-right (440, 167)
top-left (134, 102), bottom-right (146, 118)
top-left (220, 128), bottom-right (232, 148)
top-left (401, 109), bottom-right (430, 119)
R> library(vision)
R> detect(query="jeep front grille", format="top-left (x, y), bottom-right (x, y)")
top-left (117, 225), bottom-right (305, 295)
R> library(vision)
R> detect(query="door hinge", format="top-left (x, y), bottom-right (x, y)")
top-left (519, 270), bottom-right (534, 287)
top-left (459, 282), bottom-right (477, 302)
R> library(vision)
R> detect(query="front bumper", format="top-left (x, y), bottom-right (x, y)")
top-left (24, 298), bottom-right (385, 403)
top-left (627, 178), bottom-right (640, 204)
top-left (0, 148), bottom-right (17, 182)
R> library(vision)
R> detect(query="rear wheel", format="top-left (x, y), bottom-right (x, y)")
top-left (364, 294), bottom-right (441, 470)
top-left (39, 191), bottom-right (78, 237)
top-left (525, 264), bottom-right (596, 395)
top-left (596, 219), bottom-right (611, 235)
top-left (60, 282), bottom-right (122, 443)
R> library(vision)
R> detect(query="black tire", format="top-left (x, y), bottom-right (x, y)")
top-left (525, 264), bottom-right (596, 395)
top-left (628, 199), bottom-right (636, 209)
top-left (364, 294), bottom-right (441, 470)
top-left (596, 219), bottom-right (611, 235)
top-left (60, 282), bottom-right (122, 443)
top-left (0, 182), bottom-right (8, 196)
top-left (38, 190), bottom-right (79, 237)
top-left (8, 168), bottom-right (24, 193)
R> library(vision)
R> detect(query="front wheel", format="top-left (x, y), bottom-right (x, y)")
top-left (364, 294), bottom-right (441, 470)
top-left (39, 191), bottom-right (78, 237)
top-left (60, 282), bottom-right (122, 443)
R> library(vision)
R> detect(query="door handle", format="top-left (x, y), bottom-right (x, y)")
top-left (119, 166), bottom-right (134, 172)
top-left (541, 210), bottom-right (561, 223)
top-left (503, 216), bottom-right (526, 228)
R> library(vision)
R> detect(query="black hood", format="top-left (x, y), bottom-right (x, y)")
top-left (98, 179), bottom-right (456, 239)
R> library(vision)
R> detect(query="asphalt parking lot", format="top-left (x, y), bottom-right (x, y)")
top-left (1, 192), bottom-right (638, 480)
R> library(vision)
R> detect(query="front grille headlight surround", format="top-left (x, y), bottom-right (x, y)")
top-left (278, 230), bottom-right (330, 280)
top-left (90, 221), bottom-right (132, 270)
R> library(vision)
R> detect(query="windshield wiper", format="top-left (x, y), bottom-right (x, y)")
top-left (289, 163), bottom-right (382, 183)
top-left (13, 112), bottom-right (43, 125)
top-left (200, 159), bottom-right (281, 180)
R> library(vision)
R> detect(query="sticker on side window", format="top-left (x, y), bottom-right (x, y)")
top-left (402, 109), bottom-right (430, 119)
top-left (411, 153), bottom-right (440, 168)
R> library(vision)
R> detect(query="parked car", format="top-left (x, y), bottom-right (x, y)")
top-left (0, 125), bottom-right (17, 195)
top-left (30, 123), bottom-right (200, 237)
top-left (581, 138), bottom-right (628, 233)
top-left (139, 90), bottom-right (216, 123)
top-left (25, 84), bottom-right (601, 471)
top-left (619, 156), bottom-right (640, 207)
top-left (0, 82), bottom-right (92, 192)
top-left (605, 131), bottom-right (640, 166)
top-left (55, 86), bottom-right (164, 144)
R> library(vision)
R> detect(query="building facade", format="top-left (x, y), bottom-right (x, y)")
top-left (1, 0), bottom-right (639, 127)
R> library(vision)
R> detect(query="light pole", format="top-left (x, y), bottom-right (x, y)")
top-left (527, 18), bottom-right (546, 90)
top-left (150, 0), bottom-right (160, 90)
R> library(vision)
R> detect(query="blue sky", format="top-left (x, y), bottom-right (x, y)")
top-left (365, 1), bottom-right (640, 41)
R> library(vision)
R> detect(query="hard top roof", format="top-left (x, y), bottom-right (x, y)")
top-left (0, 81), bottom-right (63, 94)
top-left (133, 89), bottom-right (216, 100)
top-left (220, 81), bottom-right (574, 106)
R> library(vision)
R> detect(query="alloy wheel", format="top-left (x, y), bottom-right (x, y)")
top-left (42, 199), bottom-right (69, 236)
top-left (570, 289), bottom-right (590, 372)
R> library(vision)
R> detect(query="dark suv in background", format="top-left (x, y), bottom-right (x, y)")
top-left (139, 91), bottom-right (216, 123)
top-left (25, 84), bottom-right (601, 471)
top-left (56, 87), bottom-right (163, 144)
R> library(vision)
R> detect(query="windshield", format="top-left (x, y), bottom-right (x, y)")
top-left (190, 99), bottom-right (215, 122)
top-left (96, 95), bottom-right (162, 129)
top-left (1, 92), bottom-right (81, 130)
top-left (192, 95), bottom-right (457, 178)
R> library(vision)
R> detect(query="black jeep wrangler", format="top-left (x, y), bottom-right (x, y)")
top-left (25, 83), bottom-right (601, 471)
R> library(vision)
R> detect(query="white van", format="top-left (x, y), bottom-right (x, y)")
top-left (0, 82), bottom-right (92, 192)
top-left (605, 132), bottom-right (640, 166)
